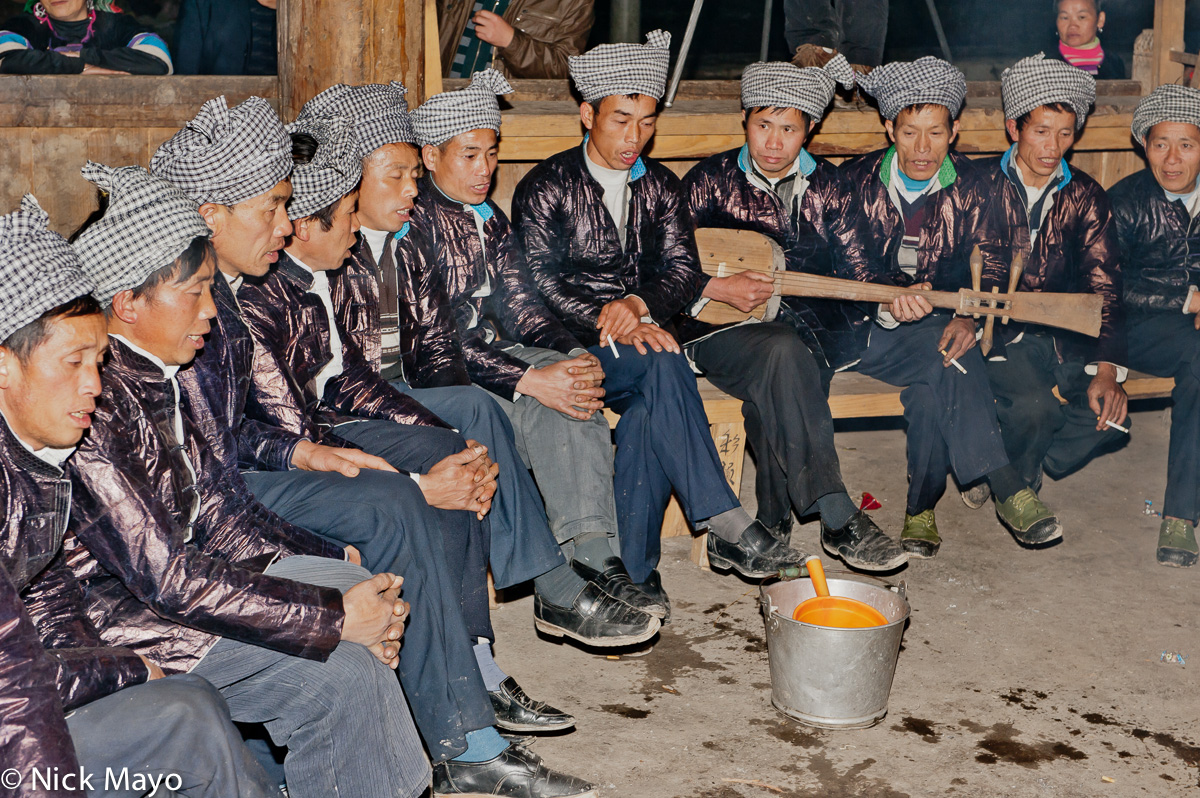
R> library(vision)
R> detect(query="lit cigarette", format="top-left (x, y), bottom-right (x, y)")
top-left (607, 334), bottom-right (620, 359)
top-left (1104, 420), bottom-right (1130, 434)
top-left (940, 349), bottom-right (967, 374)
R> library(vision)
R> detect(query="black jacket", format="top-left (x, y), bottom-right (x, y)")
top-left (979, 153), bottom-right (1125, 366)
top-left (512, 145), bottom-right (703, 347)
top-left (0, 10), bottom-right (171, 74)
top-left (173, 0), bottom-right (276, 74)
top-left (410, 176), bottom-right (583, 399)
top-left (1109, 168), bottom-right (1200, 316)
top-left (681, 147), bottom-right (872, 368)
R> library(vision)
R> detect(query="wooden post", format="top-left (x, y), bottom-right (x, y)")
top-left (279, 0), bottom-right (423, 120)
top-left (1152, 0), bottom-right (1186, 89)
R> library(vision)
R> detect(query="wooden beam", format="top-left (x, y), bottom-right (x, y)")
top-left (0, 76), bottom-right (279, 128)
top-left (398, 0), bottom-right (426, 102)
top-left (422, 0), bottom-right (442, 99)
top-left (1153, 0), bottom-right (1187, 88)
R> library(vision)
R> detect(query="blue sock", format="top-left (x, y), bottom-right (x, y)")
top-left (452, 726), bottom-right (510, 763)
top-left (472, 639), bottom-right (508, 692)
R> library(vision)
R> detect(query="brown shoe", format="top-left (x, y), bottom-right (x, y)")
top-left (792, 43), bottom-right (838, 69)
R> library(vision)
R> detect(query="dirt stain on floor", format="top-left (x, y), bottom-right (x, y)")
top-left (749, 717), bottom-right (823, 749)
top-left (599, 703), bottom-right (650, 719)
top-left (973, 722), bottom-right (1088, 767)
top-left (892, 716), bottom-right (940, 743)
top-left (639, 627), bottom-right (725, 693)
top-left (1132, 729), bottom-right (1200, 786)
top-left (781, 753), bottom-right (913, 798)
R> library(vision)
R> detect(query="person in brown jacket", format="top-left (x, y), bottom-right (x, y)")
top-left (438, 0), bottom-right (593, 79)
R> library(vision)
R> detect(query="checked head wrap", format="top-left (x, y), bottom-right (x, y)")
top-left (411, 69), bottom-right (513, 147)
top-left (297, 82), bottom-right (418, 159)
top-left (1131, 84), bottom-right (1200, 145)
top-left (1001, 53), bottom-right (1095, 130)
top-left (285, 115), bottom-right (364, 221)
top-left (569, 29), bottom-right (672, 104)
top-left (856, 56), bottom-right (967, 121)
top-left (740, 55), bottom-right (855, 122)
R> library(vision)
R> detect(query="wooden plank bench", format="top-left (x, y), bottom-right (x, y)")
top-left (607, 370), bottom-right (1177, 569)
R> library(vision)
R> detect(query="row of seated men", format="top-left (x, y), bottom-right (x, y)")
top-left (1, 29), bottom-right (1198, 798)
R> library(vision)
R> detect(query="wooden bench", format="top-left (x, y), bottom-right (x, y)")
top-left (609, 370), bottom-right (1177, 569)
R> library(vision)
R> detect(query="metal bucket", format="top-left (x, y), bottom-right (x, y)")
top-left (760, 574), bottom-right (909, 729)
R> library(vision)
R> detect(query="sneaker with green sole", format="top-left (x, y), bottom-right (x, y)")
top-left (901, 509), bottom-right (941, 558)
top-left (1157, 518), bottom-right (1199, 568)
top-left (995, 488), bottom-right (1063, 545)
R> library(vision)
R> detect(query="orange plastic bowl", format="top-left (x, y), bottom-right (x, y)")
top-left (792, 596), bottom-right (888, 628)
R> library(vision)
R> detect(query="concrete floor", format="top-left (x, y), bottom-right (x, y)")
top-left (488, 403), bottom-right (1199, 797)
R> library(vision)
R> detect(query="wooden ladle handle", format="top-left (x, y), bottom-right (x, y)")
top-left (805, 555), bottom-right (830, 597)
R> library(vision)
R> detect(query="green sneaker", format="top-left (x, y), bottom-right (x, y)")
top-left (995, 488), bottom-right (1063, 545)
top-left (901, 509), bottom-right (941, 558)
top-left (1157, 518), bottom-right (1199, 568)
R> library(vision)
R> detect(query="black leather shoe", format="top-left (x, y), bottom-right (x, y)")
top-left (821, 511), bottom-right (908, 571)
top-left (489, 677), bottom-right (575, 733)
top-left (634, 569), bottom-right (670, 624)
top-left (572, 556), bottom-right (667, 619)
top-left (765, 516), bottom-right (793, 547)
top-left (433, 743), bottom-right (596, 797)
top-left (534, 582), bottom-right (660, 647)
top-left (706, 521), bottom-right (807, 578)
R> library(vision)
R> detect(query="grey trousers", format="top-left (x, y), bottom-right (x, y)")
top-left (191, 556), bottom-right (430, 798)
top-left (66, 674), bottom-right (280, 798)
top-left (488, 344), bottom-right (620, 549)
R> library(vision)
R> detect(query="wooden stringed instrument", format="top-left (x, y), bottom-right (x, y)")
top-left (692, 228), bottom-right (1101, 338)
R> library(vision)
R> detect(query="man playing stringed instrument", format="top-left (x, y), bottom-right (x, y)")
top-left (973, 54), bottom-right (1127, 525)
top-left (680, 57), bottom-right (908, 572)
top-left (843, 57), bottom-right (1064, 556)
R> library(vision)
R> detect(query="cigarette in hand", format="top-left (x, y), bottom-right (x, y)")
top-left (1104, 419), bottom-right (1130, 434)
top-left (940, 349), bottom-right (967, 374)
top-left (607, 334), bottom-right (620, 359)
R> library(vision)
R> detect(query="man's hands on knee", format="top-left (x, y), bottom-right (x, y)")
top-left (420, 441), bottom-right (498, 518)
top-left (291, 440), bottom-right (399, 477)
top-left (1189, 290), bottom-right (1200, 329)
top-left (937, 316), bottom-right (977, 366)
top-left (516, 357), bottom-right (606, 420)
top-left (1089, 363), bottom-right (1128, 431)
top-left (703, 271), bottom-right (775, 313)
top-left (341, 573), bottom-right (409, 669)
top-left (596, 296), bottom-right (647, 344)
top-left (617, 322), bottom-right (681, 356)
top-left (888, 282), bottom-right (935, 322)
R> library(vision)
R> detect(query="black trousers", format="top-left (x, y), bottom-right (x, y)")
top-left (984, 332), bottom-right (1124, 491)
top-left (689, 322), bottom-right (847, 528)
top-left (783, 0), bottom-right (889, 65)
top-left (1127, 312), bottom-right (1200, 523)
top-left (853, 316), bottom-right (1010, 515)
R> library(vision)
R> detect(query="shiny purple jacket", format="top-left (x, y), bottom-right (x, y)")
top-left (978, 154), bottom-right (1125, 367)
top-left (238, 252), bottom-right (450, 440)
top-left (682, 147), bottom-right (873, 368)
top-left (409, 176), bottom-right (582, 399)
top-left (179, 274), bottom-right (309, 474)
top-left (0, 415), bottom-right (147, 793)
top-left (512, 146), bottom-right (703, 347)
top-left (330, 230), bottom-right (470, 388)
top-left (67, 338), bottom-right (345, 674)
top-left (839, 149), bottom-right (1007, 288)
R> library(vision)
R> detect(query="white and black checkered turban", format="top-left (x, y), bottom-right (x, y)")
top-left (73, 162), bottom-right (212, 307)
top-left (149, 95), bottom-right (293, 206)
top-left (1132, 84), bottom-right (1200, 145)
top-left (297, 82), bottom-right (417, 159)
top-left (856, 56), bottom-right (967, 120)
top-left (1001, 53), bottom-right (1095, 130)
top-left (0, 196), bottom-right (94, 342)
top-left (411, 69), bottom-right (513, 147)
top-left (285, 115), bottom-right (364, 221)
top-left (569, 29), bottom-right (671, 104)
top-left (740, 55), bottom-right (855, 121)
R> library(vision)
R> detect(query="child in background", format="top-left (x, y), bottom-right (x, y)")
top-left (1050, 0), bottom-right (1125, 79)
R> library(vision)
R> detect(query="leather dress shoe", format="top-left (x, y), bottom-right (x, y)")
top-left (706, 521), bottom-right (806, 578)
top-left (821, 511), bottom-right (908, 571)
top-left (489, 677), bottom-right (575, 733)
top-left (765, 516), bottom-right (793, 547)
top-left (573, 556), bottom-right (667, 618)
top-left (534, 582), bottom-right (660, 647)
top-left (433, 742), bottom-right (596, 797)
top-left (635, 569), bottom-right (670, 624)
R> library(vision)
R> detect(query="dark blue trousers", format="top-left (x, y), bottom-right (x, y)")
top-left (588, 344), bottom-right (740, 583)
top-left (387, 381), bottom-right (566, 588)
top-left (853, 316), bottom-right (1010, 514)
top-left (243, 424), bottom-right (496, 764)
top-left (1127, 312), bottom-right (1200, 523)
